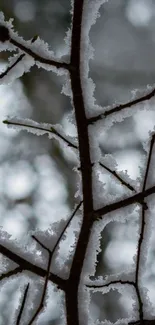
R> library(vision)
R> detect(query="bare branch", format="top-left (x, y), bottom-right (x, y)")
top-left (3, 119), bottom-right (78, 150)
top-left (88, 87), bottom-right (155, 124)
top-left (99, 162), bottom-right (136, 192)
top-left (16, 283), bottom-right (29, 325)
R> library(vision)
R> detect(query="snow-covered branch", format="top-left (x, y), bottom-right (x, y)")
top-left (99, 161), bottom-right (136, 192)
top-left (0, 266), bottom-right (22, 281)
top-left (27, 237), bottom-right (52, 324)
top-left (88, 87), bottom-right (155, 124)
top-left (16, 284), bottom-right (30, 325)
top-left (0, 243), bottom-right (66, 289)
top-left (3, 117), bottom-right (78, 149)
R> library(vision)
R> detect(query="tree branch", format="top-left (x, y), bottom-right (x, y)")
top-left (65, 1), bottom-right (95, 324)
top-left (10, 38), bottom-right (71, 71)
top-left (27, 237), bottom-right (52, 325)
top-left (0, 244), bottom-right (65, 290)
top-left (16, 283), bottom-right (30, 325)
top-left (0, 54), bottom-right (25, 79)
top-left (99, 162), bottom-right (136, 192)
top-left (3, 119), bottom-right (78, 150)
top-left (86, 279), bottom-right (135, 289)
top-left (0, 34), bottom-right (38, 80)
top-left (88, 87), bottom-right (155, 124)
top-left (95, 185), bottom-right (155, 218)
top-left (134, 135), bottom-right (155, 324)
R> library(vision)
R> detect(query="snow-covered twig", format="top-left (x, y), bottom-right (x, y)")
top-left (0, 243), bottom-right (65, 289)
top-left (16, 284), bottom-right (29, 325)
top-left (95, 186), bottom-right (153, 218)
top-left (3, 118), bottom-right (78, 149)
top-left (134, 135), bottom-right (155, 323)
top-left (27, 237), bottom-right (52, 325)
top-left (88, 87), bottom-right (155, 124)
top-left (10, 37), bottom-right (71, 70)
top-left (86, 279), bottom-right (135, 289)
top-left (99, 162), bottom-right (136, 192)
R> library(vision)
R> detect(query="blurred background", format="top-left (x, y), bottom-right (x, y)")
top-left (0, 0), bottom-right (155, 324)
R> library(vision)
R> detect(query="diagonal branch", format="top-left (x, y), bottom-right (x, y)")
top-left (3, 119), bottom-right (78, 150)
top-left (142, 134), bottom-right (155, 192)
top-left (99, 162), bottom-right (136, 192)
top-left (16, 283), bottom-right (30, 325)
top-left (10, 38), bottom-right (71, 71)
top-left (95, 185), bottom-right (155, 218)
top-left (27, 237), bottom-right (52, 325)
top-left (0, 203), bottom-right (82, 292)
top-left (134, 134), bottom-right (155, 323)
top-left (88, 87), bottom-right (155, 124)
top-left (0, 244), bottom-right (65, 290)
top-left (0, 34), bottom-right (38, 80)
top-left (32, 201), bottom-right (82, 260)
top-left (29, 201), bottom-right (81, 325)
top-left (0, 54), bottom-right (25, 79)
top-left (47, 200), bottom-right (83, 257)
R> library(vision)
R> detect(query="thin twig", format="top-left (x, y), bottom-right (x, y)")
top-left (28, 202), bottom-right (82, 324)
top-left (0, 34), bottom-right (39, 80)
top-left (0, 54), bottom-right (25, 79)
top-left (99, 162), bottom-right (136, 192)
top-left (16, 283), bottom-right (29, 325)
top-left (32, 201), bottom-right (82, 262)
top-left (27, 237), bottom-right (52, 325)
top-left (86, 279), bottom-right (135, 288)
top-left (142, 135), bottom-right (155, 192)
top-left (49, 200), bottom-right (83, 257)
top-left (134, 205), bottom-right (145, 323)
top-left (88, 87), bottom-right (155, 124)
top-left (10, 38), bottom-right (71, 71)
top-left (134, 135), bottom-right (155, 323)
top-left (3, 120), bottom-right (78, 150)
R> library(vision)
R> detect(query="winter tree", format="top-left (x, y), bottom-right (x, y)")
top-left (0, 0), bottom-right (155, 324)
